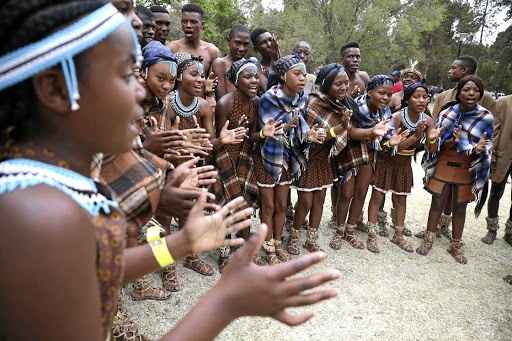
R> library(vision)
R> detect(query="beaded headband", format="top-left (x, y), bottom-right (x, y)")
top-left (0, 3), bottom-right (141, 111)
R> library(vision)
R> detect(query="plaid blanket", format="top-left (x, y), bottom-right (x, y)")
top-left (355, 93), bottom-right (393, 151)
top-left (423, 103), bottom-right (494, 203)
top-left (305, 92), bottom-right (349, 157)
top-left (209, 95), bottom-right (259, 210)
top-left (259, 85), bottom-right (310, 182)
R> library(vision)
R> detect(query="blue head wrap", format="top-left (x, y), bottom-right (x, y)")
top-left (367, 75), bottom-right (394, 92)
top-left (227, 57), bottom-right (258, 84)
top-left (0, 3), bottom-right (140, 111)
top-left (141, 41), bottom-right (177, 77)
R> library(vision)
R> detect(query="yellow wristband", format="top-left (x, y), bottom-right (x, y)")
top-left (146, 225), bottom-right (161, 243)
top-left (329, 127), bottom-right (337, 138)
top-left (384, 140), bottom-right (391, 148)
top-left (429, 139), bottom-right (438, 144)
top-left (260, 130), bottom-right (265, 139)
top-left (149, 238), bottom-right (175, 267)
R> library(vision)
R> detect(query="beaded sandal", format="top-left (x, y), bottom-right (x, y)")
top-left (447, 239), bottom-right (467, 264)
top-left (390, 234), bottom-right (413, 252)
top-left (113, 310), bottom-right (150, 341)
top-left (287, 228), bottom-right (301, 255)
top-left (131, 276), bottom-right (170, 301)
top-left (304, 227), bottom-right (324, 252)
top-left (329, 225), bottom-right (345, 250)
top-left (366, 224), bottom-right (380, 253)
top-left (416, 231), bottom-right (435, 255)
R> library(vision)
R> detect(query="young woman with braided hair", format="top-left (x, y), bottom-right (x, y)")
top-left (0, 2), bottom-right (339, 340)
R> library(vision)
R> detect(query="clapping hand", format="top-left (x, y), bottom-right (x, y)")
top-left (475, 132), bottom-right (490, 154)
top-left (307, 124), bottom-right (327, 143)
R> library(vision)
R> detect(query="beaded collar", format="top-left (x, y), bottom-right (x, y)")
top-left (0, 158), bottom-right (118, 217)
top-left (169, 90), bottom-right (201, 118)
top-left (400, 108), bottom-right (426, 131)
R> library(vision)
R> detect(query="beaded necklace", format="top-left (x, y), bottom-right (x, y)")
top-left (169, 90), bottom-right (201, 117)
top-left (400, 107), bottom-right (425, 131)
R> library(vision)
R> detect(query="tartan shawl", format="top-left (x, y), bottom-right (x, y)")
top-left (209, 93), bottom-right (259, 210)
top-left (259, 85), bottom-right (310, 182)
top-left (305, 92), bottom-right (349, 157)
top-left (423, 103), bottom-right (494, 203)
top-left (355, 93), bottom-right (393, 151)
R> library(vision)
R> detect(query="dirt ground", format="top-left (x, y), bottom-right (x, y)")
top-left (123, 152), bottom-right (512, 340)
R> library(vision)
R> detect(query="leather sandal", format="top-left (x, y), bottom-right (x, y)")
top-left (131, 286), bottom-right (171, 301)
top-left (274, 239), bottom-right (290, 261)
top-left (329, 226), bottom-right (344, 250)
top-left (184, 255), bottom-right (214, 276)
top-left (287, 228), bottom-right (301, 255)
top-left (265, 252), bottom-right (280, 265)
top-left (416, 231), bottom-right (435, 256)
top-left (481, 231), bottom-right (497, 245)
top-left (390, 234), bottom-right (413, 252)
top-left (162, 264), bottom-right (180, 292)
top-left (113, 310), bottom-right (150, 341)
top-left (252, 253), bottom-right (267, 266)
top-left (217, 256), bottom-right (230, 273)
top-left (131, 276), bottom-right (170, 301)
top-left (366, 233), bottom-right (380, 253)
top-left (304, 227), bottom-right (323, 252)
top-left (447, 239), bottom-right (467, 264)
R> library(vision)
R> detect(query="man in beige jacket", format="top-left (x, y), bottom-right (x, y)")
top-left (482, 95), bottom-right (512, 246)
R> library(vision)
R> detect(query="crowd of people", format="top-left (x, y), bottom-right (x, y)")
top-left (0, 1), bottom-right (510, 340)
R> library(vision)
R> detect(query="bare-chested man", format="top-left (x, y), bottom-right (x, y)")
top-left (211, 25), bottom-right (251, 100)
top-left (150, 5), bottom-right (171, 44)
top-left (167, 4), bottom-right (220, 99)
top-left (250, 27), bottom-right (281, 93)
top-left (339, 41), bottom-right (370, 98)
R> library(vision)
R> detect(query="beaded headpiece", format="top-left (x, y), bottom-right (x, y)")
top-left (227, 57), bottom-right (258, 84)
top-left (141, 41), bottom-right (177, 77)
top-left (0, 3), bottom-right (140, 111)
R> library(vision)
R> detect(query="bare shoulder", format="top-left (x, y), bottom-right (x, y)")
top-left (359, 70), bottom-right (370, 83)
top-left (203, 41), bottom-right (220, 58)
top-left (167, 39), bottom-right (184, 52)
top-left (0, 185), bottom-right (96, 245)
top-left (198, 97), bottom-right (214, 116)
top-left (216, 92), bottom-right (234, 108)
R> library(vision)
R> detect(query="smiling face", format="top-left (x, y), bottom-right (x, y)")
top-left (140, 15), bottom-right (155, 47)
top-left (458, 80), bottom-right (480, 111)
top-left (327, 73), bottom-right (349, 102)
top-left (178, 64), bottom-right (204, 97)
top-left (236, 67), bottom-right (259, 98)
top-left (340, 48), bottom-right (361, 73)
top-left (144, 63), bottom-right (176, 100)
top-left (282, 65), bottom-right (306, 97)
top-left (228, 32), bottom-right (251, 61)
top-left (153, 12), bottom-right (170, 44)
top-left (405, 87), bottom-right (429, 114)
top-left (181, 11), bottom-right (204, 41)
top-left (367, 84), bottom-right (393, 111)
top-left (74, 26), bottom-right (145, 154)
top-left (402, 72), bottom-right (420, 86)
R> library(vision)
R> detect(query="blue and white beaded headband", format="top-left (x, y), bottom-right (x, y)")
top-left (235, 62), bottom-right (258, 83)
top-left (0, 3), bottom-right (141, 111)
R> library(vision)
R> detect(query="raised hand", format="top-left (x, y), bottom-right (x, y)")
top-left (341, 109), bottom-right (353, 130)
top-left (427, 122), bottom-right (445, 141)
top-left (350, 85), bottom-right (361, 98)
top-left (270, 34), bottom-right (282, 61)
top-left (372, 119), bottom-right (393, 137)
top-left (475, 131), bottom-right (490, 153)
top-left (205, 72), bottom-right (219, 94)
top-left (218, 224), bottom-right (340, 325)
top-left (388, 127), bottom-right (410, 146)
top-left (219, 120), bottom-right (247, 145)
top-left (143, 116), bottom-right (186, 155)
top-left (181, 194), bottom-right (253, 253)
top-left (413, 119), bottom-right (428, 140)
top-left (452, 124), bottom-right (462, 143)
top-left (283, 116), bottom-right (300, 133)
top-left (307, 124), bottom-right (327, 143)
top-left (261, 119), bottom-right (284, 140)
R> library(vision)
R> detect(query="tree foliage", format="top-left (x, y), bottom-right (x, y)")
top-left (139, 0), bottom-right (511, 93)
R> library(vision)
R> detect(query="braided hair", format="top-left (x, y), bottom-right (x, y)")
top-left (0, 0), bottom-right (104, 141)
